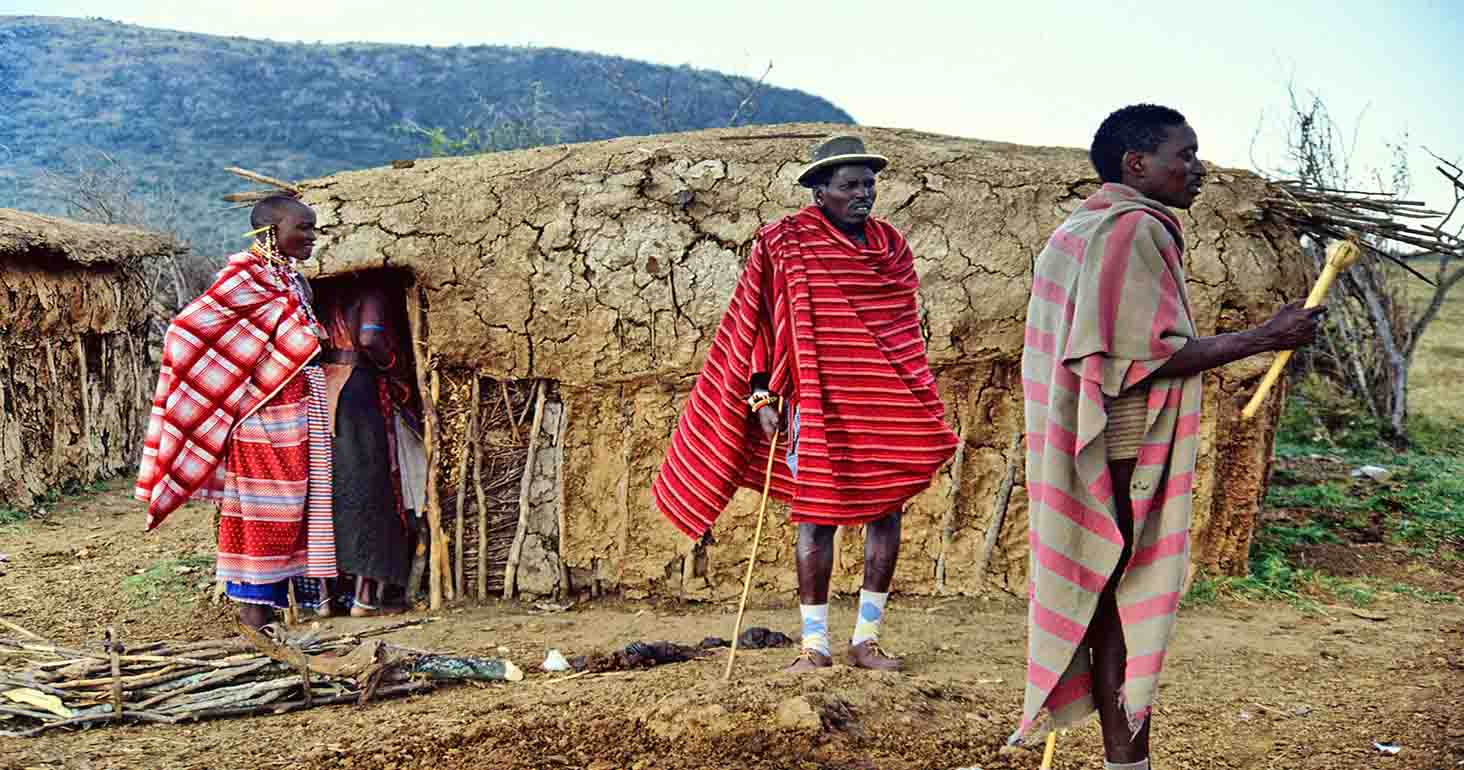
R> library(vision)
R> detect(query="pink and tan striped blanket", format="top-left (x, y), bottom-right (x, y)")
top-left (1017, 183), bottom-right (1202, 741)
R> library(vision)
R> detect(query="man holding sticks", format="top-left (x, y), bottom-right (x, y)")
top-left (1015, 104), bottom-right (1324, 769)
top-left (136, 195), bottom-right (336, 629)
top-left (654, 136), bottom-right (959, 673)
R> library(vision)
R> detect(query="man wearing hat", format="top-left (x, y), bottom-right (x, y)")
top-left (654, 136), bottom-right (959, 672)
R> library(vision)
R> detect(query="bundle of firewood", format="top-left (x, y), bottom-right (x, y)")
top-left (1262, 180), bottom-right (1463, 282)
top-left (0, 619), bottom-right (521, 737)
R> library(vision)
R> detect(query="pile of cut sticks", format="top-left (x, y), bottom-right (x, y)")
top-left (0, 618), bottom-right (520, 737)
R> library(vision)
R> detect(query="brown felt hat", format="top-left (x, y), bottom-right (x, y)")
top-left (797, 135), bottom-right (889, 187)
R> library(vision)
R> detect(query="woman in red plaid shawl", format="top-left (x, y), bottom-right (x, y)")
top-left (136, 196), bottom-right (335, 629)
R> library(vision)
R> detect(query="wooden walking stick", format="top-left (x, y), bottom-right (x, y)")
top-left (1040, 731), bottom-right (1057, 769)
top-left (1240, 239), bottom-right (1360, 420)
top-left (722, 398), bottom-right (783, 682)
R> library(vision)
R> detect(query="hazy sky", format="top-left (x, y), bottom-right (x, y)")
top-left (10, 0), bottom-right (1464, 216)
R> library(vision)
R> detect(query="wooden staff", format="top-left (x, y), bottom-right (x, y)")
top-left (1240, 240), bottom-right (1360, 420)
top-left (1040, 731), bottom-right (1057, 769)
top-left (723, 399), bottom-right (782, 682)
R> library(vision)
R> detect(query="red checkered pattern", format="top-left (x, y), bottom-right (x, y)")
top-left (136, 247), bottom-right (321, 530)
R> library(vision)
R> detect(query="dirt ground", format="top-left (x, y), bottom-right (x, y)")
top-left (1, 481), bottom-right (1460, 770)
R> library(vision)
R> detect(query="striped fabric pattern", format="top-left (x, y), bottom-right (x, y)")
top-left (1017, 184), bottom-right (1203, 741)
top-left (217, 374), bottom-right (310, 584)
top-left (653, 206), bottom-right (958, 538)
top-left (303, 367), bottom-right (336, 577)
top-left (135, 245), bottom-right (322, 530)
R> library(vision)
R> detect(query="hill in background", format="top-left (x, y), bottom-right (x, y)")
top-left (0, 16), bottom-right (852, 255)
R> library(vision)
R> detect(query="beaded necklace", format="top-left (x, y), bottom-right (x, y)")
top-left (249, 239), bottom-right (325, 339)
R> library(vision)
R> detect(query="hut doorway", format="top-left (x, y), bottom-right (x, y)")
top-left (310, 269), bottom-right (567, 607)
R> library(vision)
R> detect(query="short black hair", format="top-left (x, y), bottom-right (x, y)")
top-left (1089, 104), bottom-right (1188, 183)
top-left (249, 195), bottom-right (308, 230)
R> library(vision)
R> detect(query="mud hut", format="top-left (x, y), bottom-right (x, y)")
top-left (0, 209), bottom-right (166, 509)
top-left (298, 123), bottom-right (1311, 604)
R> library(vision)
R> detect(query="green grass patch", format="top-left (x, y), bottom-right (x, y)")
top-left (1187, 390), bottom-right (1463, 609)
top-left (1269, 427), bottom-right (1464, 555)
top-left (120, 555), bottom-right (215, 605)
top-left (1387, 583), bottom-right (1460, 604)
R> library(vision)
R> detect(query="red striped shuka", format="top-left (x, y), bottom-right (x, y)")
top-left (653, 206), bottom-right (959, 539)
top-left (1016, 183), bottom-right (1202, 744)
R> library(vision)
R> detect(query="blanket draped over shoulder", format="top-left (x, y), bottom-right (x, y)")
top-left (1017, 183), bottom-right (1203, 741)
top-left (654, 206), bottom-right (958, 538)
top-left (135, 246), bottom-right (322, 530)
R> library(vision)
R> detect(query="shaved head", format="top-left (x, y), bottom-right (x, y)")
top-left (250, 195), bottom-right (311, 230)
top-left (250, 195), bottom-right (318, 260)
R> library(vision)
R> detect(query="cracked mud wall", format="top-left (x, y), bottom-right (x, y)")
top-left (303, 123), bottom-right (1309, 598)
top-left (1, 209), bottom-right (163, 508)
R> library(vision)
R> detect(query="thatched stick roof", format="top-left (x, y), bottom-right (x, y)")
top-left (0, 208), bottom-right (175, 269)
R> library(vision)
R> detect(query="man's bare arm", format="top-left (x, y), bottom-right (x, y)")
top-left (1147, 301), bottom-right (1325, 381)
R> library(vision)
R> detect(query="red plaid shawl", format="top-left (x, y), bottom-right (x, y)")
top-left (135, 247), bottom-right (322, 530)
top-left (654, 206), bottom-right (959, 538)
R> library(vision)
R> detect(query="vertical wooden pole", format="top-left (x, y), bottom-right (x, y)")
top-left (44, 341), bottom-right (60, 473)
top-left (453, 376), bottom-right (471, 601)
top-left (502, 380), bottom-right (546, 600)
top-left (975, 432), bottom-right (1025, 580)
top-left (433, 371), bottom-right (453, 602)
top-left (406, 283), bottom-right (444, 611)
top-left (74, 338), bottom-right (91, 464)
top-left (935, 419), bottom-right (968, 594)
top-left (553, 394), bottom-right (572, 599)
top-left (472, 378), bottom-right (489, 599)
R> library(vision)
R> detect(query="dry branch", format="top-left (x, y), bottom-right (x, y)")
top-left (222, 167), bottom-right (302, 196)
top-left (1262, 180), bottom-right (1463, 285)
top-left (974, 433), bottom-right (1024, 579)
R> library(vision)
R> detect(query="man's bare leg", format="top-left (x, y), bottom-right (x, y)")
top-left (862, 509), bottom-right (901, 592)
top-left (849, 510), bottom-right (903, 670)
top-left (1089, 460), bottom-right (1150, 764)
top-left (785, 523), bottom-right (836, 672)
top-left (795, 523), bottom-right (836, 605)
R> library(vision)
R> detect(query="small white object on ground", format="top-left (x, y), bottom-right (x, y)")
top-left (1351, 465), bottom-right (1392, 481)
top-left (542, 649), bottom-right (571, 672)
top-left (1373, 741), bottom-right (1401, 755)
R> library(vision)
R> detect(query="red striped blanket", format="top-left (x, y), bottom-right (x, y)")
top-left (216, 369), bottom-right (336, 583)
top-left (135, 246), bottom-right (323, 530)
top-left (654, 206), bottom-right (958, 538)
top-left (1017, 183), bottom-right (1202, 741)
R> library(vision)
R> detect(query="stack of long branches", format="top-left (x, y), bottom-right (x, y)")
top-left (1262, 181), bottom-right (1463, 281)
top-left (0, 618), bottom-right (520, 737)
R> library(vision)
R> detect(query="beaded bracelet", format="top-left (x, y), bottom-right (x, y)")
top-left (747, 391), bottom-right (777, 413)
